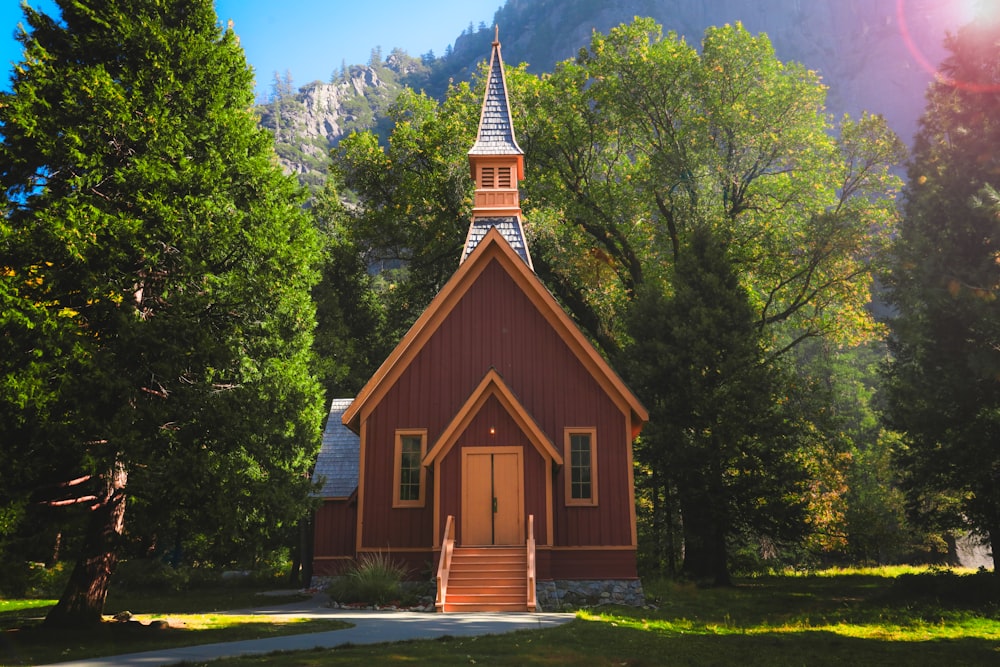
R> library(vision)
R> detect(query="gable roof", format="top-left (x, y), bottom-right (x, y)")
top-left (424, 368), bottom-right (563, 467)
top-left (313, 398), bottom-right (360, 498)
top-left (468, 31), bottom-right (523, 157)
top-left (343, 227), bottom-right (648, 437)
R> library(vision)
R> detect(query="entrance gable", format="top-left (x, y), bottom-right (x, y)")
top-left (426, 367), bottom-right (558, 546)
top-left (424, 367), bottom-right (562, 467)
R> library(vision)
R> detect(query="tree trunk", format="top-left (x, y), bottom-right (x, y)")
top-left (679, 464), bottom-right (731, 586)
top-left (301, 516), bottom-right (314, 588)
top-left (650, 469), bottom-right (664, 571)
top-left (680, 499), bottom-right (731, 585)
top-left (45, 460), bottom-right (127, 627)
top-left (664, 480), bottom-right (679, 576)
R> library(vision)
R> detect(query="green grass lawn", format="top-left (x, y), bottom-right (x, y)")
top-left (0, 587), bottom-right (351, 666)
top-left (2, 569), bottom-right (999, 666)
top-left (177, 568), bottom-right (1000, 667)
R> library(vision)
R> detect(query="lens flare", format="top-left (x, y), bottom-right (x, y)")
top-left (896, 0), bottom-right (1000, 93)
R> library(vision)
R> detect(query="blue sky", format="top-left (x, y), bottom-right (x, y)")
top-left (1, 0), bottom-right (503, 96)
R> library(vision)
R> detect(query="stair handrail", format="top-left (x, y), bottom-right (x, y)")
top-left (526, 514), bottom-right (537, 612)
top-left (435, 514), bottom-right (455, 612)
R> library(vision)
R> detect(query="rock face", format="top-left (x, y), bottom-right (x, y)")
top-left (260, 0), bottom-right (970, 188)
top-left (453, 0), bottom-right (966, 145)
top-left (256, 64), bottom-right (401, 190)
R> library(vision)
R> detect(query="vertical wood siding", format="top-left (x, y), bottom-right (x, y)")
top-left (313, 500), bottom-right (357, 574)
top-left (361, 258), bottom-right (635, 554)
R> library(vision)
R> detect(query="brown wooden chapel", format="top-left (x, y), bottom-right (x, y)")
top-left (311, 31), bottom-right (648, 612)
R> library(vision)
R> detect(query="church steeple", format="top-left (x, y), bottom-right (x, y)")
top-left (461, 28), bottom-right (532, 269)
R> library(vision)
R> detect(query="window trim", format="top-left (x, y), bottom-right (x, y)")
top-left (393, 429), bottom-right (428, 508)
top-left (564, 428), bottom-right (598, 507)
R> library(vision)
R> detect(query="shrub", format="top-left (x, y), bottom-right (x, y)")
top-left (887, 568), bottom-right (1000, 609)
top-left (113, 559), bottom-right (193, 592)
top-left (24, 561), bottom-right (71, 598)
top-left (326, 553), bottom-right (411, 606)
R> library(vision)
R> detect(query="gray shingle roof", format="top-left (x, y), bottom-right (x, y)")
top-left (461, 216), bottom-right (533, 268)
top-left (468, 41), bottom-right (523, 156)
top-left (312, 398), bottom-right (360, 498)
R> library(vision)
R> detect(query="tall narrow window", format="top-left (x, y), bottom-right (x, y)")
top-left (564, 428), bottom-right (598, 506)
top-left (393, 429), bottom-right (427, 507)
top-left (481, 166), bottom-right (495, 188)
top-left (497, 166), bottom-right (512, 188)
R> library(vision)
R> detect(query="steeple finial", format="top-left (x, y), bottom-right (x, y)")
top-left (494, 24), bottom-right (499, 46)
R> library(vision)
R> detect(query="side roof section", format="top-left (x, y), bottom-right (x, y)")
top-left (313, 398), bottom-right (360, 498)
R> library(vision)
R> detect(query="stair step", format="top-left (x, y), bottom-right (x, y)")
top-left (448, 572), bottom-right (527, 586)
top-left (449, 565), bottom-right (524, 575)
top-left (446, 593), bottom-right (527, 604)
top-left (443, 601), bottom-right (530, 612)
top-left (448, 583), bottom-right (523, 592)
top-left (439, 546), bottom-right (531, 613)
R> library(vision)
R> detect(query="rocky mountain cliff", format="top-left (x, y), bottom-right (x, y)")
top-left (256, 51), bottom-right (425, 193)
top-left (260, 0), bottom-right (969, 190)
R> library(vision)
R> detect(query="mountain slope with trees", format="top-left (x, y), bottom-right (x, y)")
top-left (261, 0), bottom-right (963, 190)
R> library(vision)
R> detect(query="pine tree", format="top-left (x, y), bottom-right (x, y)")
top-left (883, 19), bottom-right (1000, 569)
top-left (0, 0), bottom-right (324, 624)
top-left (625, 227), bottom-right (808, 584)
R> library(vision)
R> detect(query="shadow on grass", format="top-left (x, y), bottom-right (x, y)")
top-left (178, 620), bottom-right (1000, 667)
top-left (1, 616), bottom-right (351, 666)
top-left (531, 621), bottom-right (1000, 667)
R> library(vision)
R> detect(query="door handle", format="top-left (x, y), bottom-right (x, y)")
top-left (492, 497), bottom-right (498, 513)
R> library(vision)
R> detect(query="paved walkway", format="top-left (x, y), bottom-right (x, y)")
top-left (47, 594), bottom-right (574, 667)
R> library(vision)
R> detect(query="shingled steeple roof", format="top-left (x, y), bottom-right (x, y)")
top-left (469, 28), bottom-right (523, 158)
top-left (462, 28), bottom-right (532, 269)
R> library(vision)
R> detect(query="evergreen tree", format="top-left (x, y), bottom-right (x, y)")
top-left (883, 19), bottom-right (1000, 570)
top-left (625, 227), bottom-right (809, 584)
top-left (0, 0), bottom-right (323, 624)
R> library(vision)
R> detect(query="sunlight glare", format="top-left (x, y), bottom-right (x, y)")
top-left (896, 0), bottom-right (1000, 93)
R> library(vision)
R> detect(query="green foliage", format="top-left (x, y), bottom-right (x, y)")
top-left (626, 227), bottom-right (810, 584)
top-left (887, 569), bottom-right (1000, 609)
top-left (329, 18), bottom-right (907, 581)
top-left (0, 0), bottom-right (324, 622)
top-left (520, 19), bottom-right (904, 353)
top-left (0, 561), bottom-right (71, 599)
top-left (112, 559), bottom-right (200, 593)
top-left (883, 18), bottom-right (1000, 562)
top-left (333, 83), bottom-right (480, 339)
top-left (325, 553), bottom-right (412, 606)
top-left (309, 181), bottom-right (389, 400)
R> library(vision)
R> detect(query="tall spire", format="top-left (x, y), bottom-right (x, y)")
top-left (468, 29), bottom-right (523, 159)
top-left (462, 28), bottom-right (532, 269)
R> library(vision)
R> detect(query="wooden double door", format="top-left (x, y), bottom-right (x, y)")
top-left (461, 446), bottom-right (523, 545)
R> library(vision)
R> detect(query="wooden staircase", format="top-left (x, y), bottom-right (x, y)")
top-left (436, 514), bottom-right (537, 613)
top-left (441, 546), bottom-right (529, 612)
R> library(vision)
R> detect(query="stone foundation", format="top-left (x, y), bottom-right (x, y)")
top-left (535, 579), bottom-right (645, 610)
